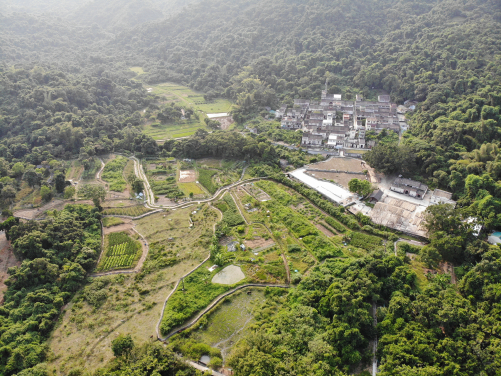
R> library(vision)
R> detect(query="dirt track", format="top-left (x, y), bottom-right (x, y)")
top-left (0, 233), bottom-right (20, 296)
top-left (14, 200), bottom-right (66, 220)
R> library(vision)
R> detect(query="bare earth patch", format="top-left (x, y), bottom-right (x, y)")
top-left (216, 116), bottom-right (234, 130)
top-left (179, 170), bottom-right (197, 183)
top-left (212, 265), bottom-right (245, 285)
top-left (307, 171), bottom-right (368, 190)
top-left (316, 223), bottom-right (334, 237)
top-left (311, 157), bottom-right (366, 173)
top-left (102, 220), bottom-right (135, 235)
top-left (244, 237), bottom-right (275, 249)
top-left (0, 233), bottom-right (20, 298)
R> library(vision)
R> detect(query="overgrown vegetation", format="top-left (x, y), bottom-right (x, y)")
top-left (216, 194), bottom-right (244, 227)
top-left (102, 156), bottom-right (128, 192)
top-left (198, 168), bottom-right (218, 194)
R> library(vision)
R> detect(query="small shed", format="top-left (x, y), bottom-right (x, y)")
top-left (368, 190), bottom-right (383, 203)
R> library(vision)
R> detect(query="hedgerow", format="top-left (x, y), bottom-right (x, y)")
top-left (324, 216), bottom-right (346, 233)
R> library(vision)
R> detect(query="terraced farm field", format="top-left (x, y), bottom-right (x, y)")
top-left (142, 82), bottom-right (232, 140)
top-left (102, 205), bottom-right (152, 217)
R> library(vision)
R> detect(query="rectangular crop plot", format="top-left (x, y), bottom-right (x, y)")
top-left (96, 231), bottom-right (142, 272)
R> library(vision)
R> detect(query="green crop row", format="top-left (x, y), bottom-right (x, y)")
top-left (102, 205), bottom-right (152, 217)
top-left (151, 176), bottom-right (184, 198)
top-left (100, 254), bottom-right (136, 271)
top-left (324, 217), bottom-right (346, 233)
top-left (107, 241), bottom-right (139, 256)
top-left (108, 232), bottom-right (132, 247)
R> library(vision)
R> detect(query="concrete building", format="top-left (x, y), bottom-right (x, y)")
top-left (390, 178), bottom-right (428, 199)
top-left (301, 132), bottom-right (323, 146)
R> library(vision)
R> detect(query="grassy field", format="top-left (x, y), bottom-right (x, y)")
top-left (102, 217), bottom-right (125, 228)
top-left (149, 82), bottom-right (232, 113)
top-left (102, 156), bottom-right (128, 192)
top-left (81, 158), bottom-right (102, 181)
top-left (135, 205), bottom-right (218, 258)
top-left (48, 255), bottom-right (204, 375)
top-left (143, 120), bottom-right (206, 141)
top-left (178, 182), bottom-right (204, 196)
top-left (66, 160), bottom-right (84, 181)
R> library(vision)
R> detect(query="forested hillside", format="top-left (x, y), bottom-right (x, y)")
top-left (108, 0), bottom-right (501, 109)
top-left (0, 67), bottom-right (158, 163)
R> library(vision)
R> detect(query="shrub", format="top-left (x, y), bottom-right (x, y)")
top-left (362, 225), bottom-right (399, 241)
top-left (302, 235), bottom-right (344, 260)
top-left (398, 242), bottom-right (422, 254)
top-left (112, 334), bottom-right (134, 357)
top-left (209, 357), bottom-right (223, 369)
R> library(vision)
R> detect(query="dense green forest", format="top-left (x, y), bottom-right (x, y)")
top-left (0, 206), bottom-right (101, 375)
top-left (1, 0), bottom-right (501, 375)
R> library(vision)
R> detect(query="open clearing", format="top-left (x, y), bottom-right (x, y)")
top-left (310, 157), bottom-right (367, 173)
top-left (14, 199), bottom-right (66, 219)
top-left (102, 220), bottom-right (134, 235)
top-left (49, 204), bottom-right (220, 375)
top-left (48, 260), bottom-right (198, 375)
top-left (212, 265), bottom-right (245, 285)
top-left (144, 120), bottom-right (206, 141)
top-left (135, 205), bottom-right (218, 260)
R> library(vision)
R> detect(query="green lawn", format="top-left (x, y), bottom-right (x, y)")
top-left (178, 182), bottom-right (205, 196)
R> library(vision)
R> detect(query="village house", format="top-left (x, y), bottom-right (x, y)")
top-left (301, 132), bottom-right (323, 146)
top-left (390, 178), bottom-right (428, 199)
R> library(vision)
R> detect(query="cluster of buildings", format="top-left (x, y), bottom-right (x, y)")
top-left (276, 91), bottom-right (409, 149)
